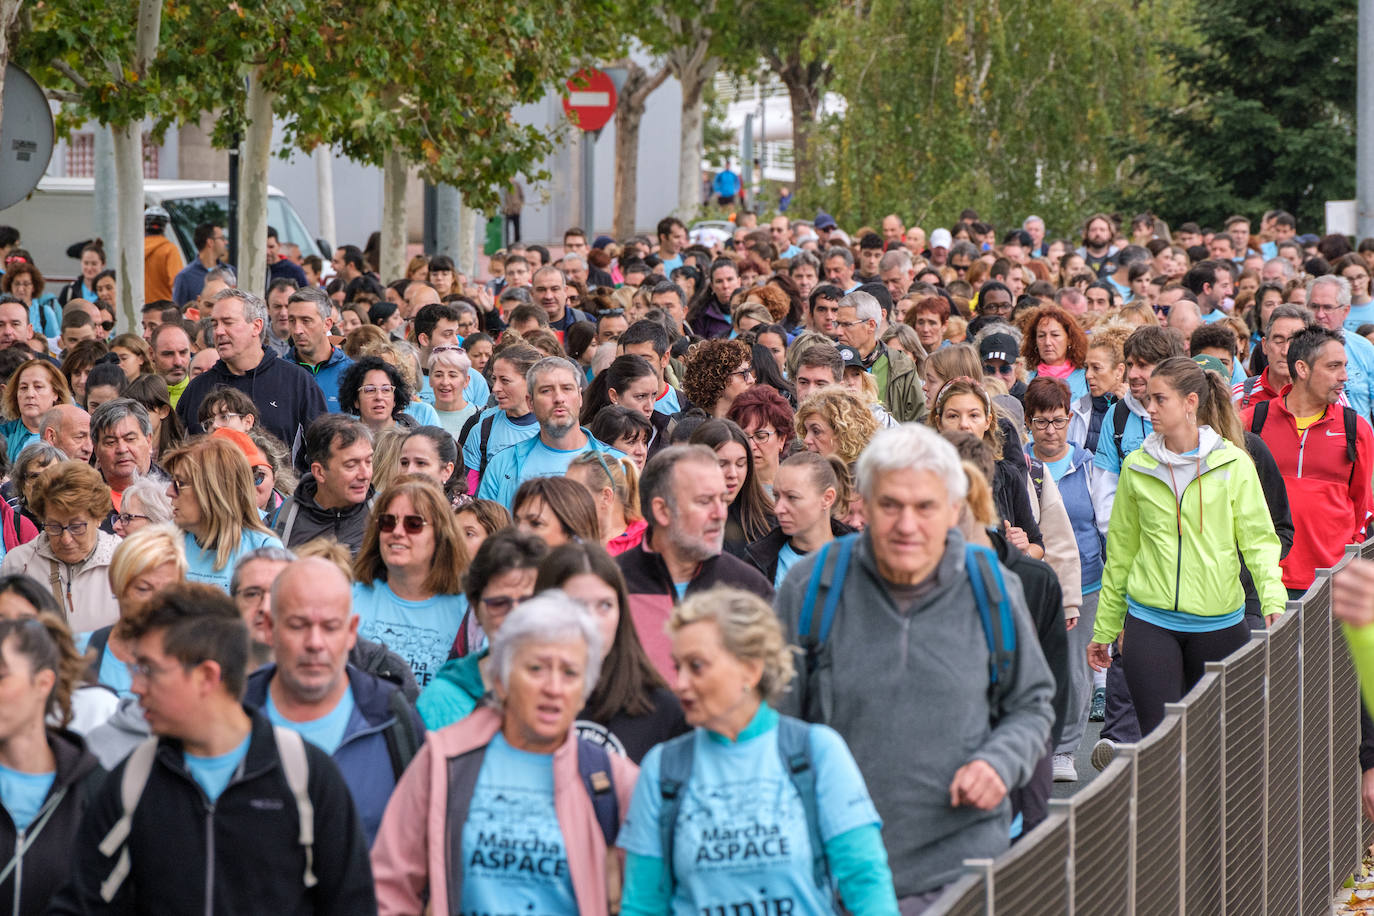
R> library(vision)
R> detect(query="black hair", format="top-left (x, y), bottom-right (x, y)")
top-left (589, 404), bottom-right (652, 450)
top-left (463, 529), bottom-right (547, 608)
top-left (338, 356), bottom-right (412, 420)
top-left (580, 355), bottom-right (657, 425)
top-left (305, 413), bottom-right (371, 468)
top-left (1287, 324), bottom-right (1344, 381)
top-left (405, 425), bottom-right (462, 497)
top-left (620, 319), bottom-right (669, 357)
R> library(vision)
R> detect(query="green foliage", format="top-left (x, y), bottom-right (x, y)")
top-left (15, 0), bottom-right (620, 211)
top-left (812, 0), bottom-right (1174, 234)
top-left (1110, 0), bottom-right (1355, 230)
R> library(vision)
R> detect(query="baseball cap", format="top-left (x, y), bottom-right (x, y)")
top-left (978, 332), bottom-right (1018, 364)
top-left (1192, 354), bottom-right (1228, 378)
top-left (211, 427), bottom-right (269, 470)
top-left (814, 211), bottom-right (838, 231)
top-left (930, 228), bottom-right (953, 250)
top-left (837, 346), bottom-right (866, 370)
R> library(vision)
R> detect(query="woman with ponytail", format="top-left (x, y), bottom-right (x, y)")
top-left (744, 451), bottom-right (856, 588)
top-left (566, 450), bottom-right (647, 555)
top-left (1088, 356), bottom-right (1285, 740)
top-left (0, 610), bottom-right (102, 915)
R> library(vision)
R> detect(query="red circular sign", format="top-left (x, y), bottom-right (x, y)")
top-left (562, 68), bottom-right (617, 132)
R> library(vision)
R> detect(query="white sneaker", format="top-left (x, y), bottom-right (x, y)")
top-left (1053, 752), bottom-right (1078, 782)
top-left (1091, 738), bottom-right (1116, 771)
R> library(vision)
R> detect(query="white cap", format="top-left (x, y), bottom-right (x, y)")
top-left (930, 228), bottom-right (952, 250)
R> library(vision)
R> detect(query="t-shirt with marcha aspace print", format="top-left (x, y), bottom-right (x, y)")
top-left (351, 581), bottom-right (467, 689)
top-left (619, 706), bottom-right (881, 916)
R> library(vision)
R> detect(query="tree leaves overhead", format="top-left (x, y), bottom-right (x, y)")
top-left (16, 0), bottom-right (619, 210)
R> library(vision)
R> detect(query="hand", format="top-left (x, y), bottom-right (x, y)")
top-left (949, 759), bottom-right (1007, 810)
top-left (1066, 616), bottom-right (1079, 632)
top-left (1087, 641), bottom-right (1112, 672)
top-left (1004, 521), bottom-right (1029, 552)
top-left (1364, 768), bottom-right (1374, 822)
top-left (1265, 613), bottom-right (1281, 628)
top-left (1333, 559), bottom-right (1374, 628)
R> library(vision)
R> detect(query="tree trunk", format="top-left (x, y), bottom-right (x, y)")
top-left (238, 72), bottom-right (275, 295)
top-left (0, 0), bottom-right (24, 130)
top-left (778, 57), bottom-right (825, 197)
top-left (314, 145), bottom-right (336, 251)
top-left (380, 149), bottom-right (408, 284)
top-left (674, 57), bottom-right (716, 220)
top-left (112, 123), bottom-right (144, 325)
top-left (93, 125), bottom-right (117, 251)
top-left (612, 61), bottom-right (671, 240)
top-left (458, 203), bottom-right (479, 278)
top-left (434, 184), bottom-right (462, 262)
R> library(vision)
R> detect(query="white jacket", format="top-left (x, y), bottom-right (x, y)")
top-left (1, 530), bottom-right (121, 634)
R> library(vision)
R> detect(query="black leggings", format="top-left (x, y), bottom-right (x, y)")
top-left (1122, 614), bottom-right (1251, 736)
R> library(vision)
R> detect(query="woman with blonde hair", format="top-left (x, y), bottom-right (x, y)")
top-left (85, 524), bottom-right (187, 698)
top-left (566, 450), bottom-right (645, 556)
top-left (352, 475), bottom-right (470, 686)
top-left (618, 586), bottom-right (897, 915)
top-left (745, 451), bottom-right (854, 588)
top-left (161, 437), bottom-right (283, 592)
top-left (1, 360), bottom-right (72, 463)
top-left (795, 386), bottom-right (879, 467)
top-left (108, 333), bottom-right (154, 381)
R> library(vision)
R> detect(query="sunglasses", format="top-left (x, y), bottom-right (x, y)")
top-left (100, 321), bottom-right (116, 331)
top-left (253, 469), bottom-right (268, 487)
top-left (378, 513), bottom-right (430, 534)
top-left (982, 363), bottom-right (1016, 376)
top-left (598, 308), bottom-right (625, 317)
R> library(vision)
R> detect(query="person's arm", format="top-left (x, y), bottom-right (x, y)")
top-left (827, 825), bottom-right (899, 916)
top-left (620, 853), bottom-right (672, 916)
top-left (370, 742), bottom-right (435, 916)
top-left (305, 746), bottom-right (377, 914)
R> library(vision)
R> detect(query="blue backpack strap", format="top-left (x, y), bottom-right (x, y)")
top-left (576, 738), bottom-right (620, 846)
top-left (816, 534), bottom-right (856, 643)
top-left (656, 731), bottom-right (697, 898)
top-left (776, 716), bottom-right (828, 890)
top-left (798, 540), bottom-right (834, 639)
top-left (965, 542), bottom-right (1017, 708)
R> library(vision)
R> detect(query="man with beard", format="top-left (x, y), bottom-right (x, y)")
top-left (615, 444), bottom-right (774, 680)
top-left (1077, 213), bottom-right (1119, 277)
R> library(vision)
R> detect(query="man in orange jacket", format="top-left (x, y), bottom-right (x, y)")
top-left (143, 206), bottom-right (183, 304)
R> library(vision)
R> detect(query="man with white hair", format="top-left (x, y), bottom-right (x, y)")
top-left (1309, 274), bottom-right (1374, 422)
top-left (1023, 215), bottom-right (1047, 257)
top-left (879, 248), bottom-right (916, 304)
top-left (478, 356), bottom-right (619, 508)
top-left (775, 424), bottom-right (1054, 913)
top-left (835, 290), bottom-right (926, 422)
top-left (1261, 257), bottom-right (1295, 286)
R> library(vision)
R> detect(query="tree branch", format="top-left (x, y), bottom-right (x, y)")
top-left (50, 58), bottom-right (90, 89)
top-left (44, 88), bottom-right (83, 103)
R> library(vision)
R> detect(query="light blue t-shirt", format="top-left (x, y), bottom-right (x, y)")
top-left (1044, 453), bottom-right (1074, 482)
top-left (434, 404), bottom-right (479, 442)
top-left (183, 529), bottom-right (284, 593)
top-left (265, 684), bottom-right (356, 755)
top-left (477, 429), bottom-right (623, 509)
top-left (461, 407), bottom-right (540, 477)
top-left (1344, 331), bottom-right (1374, 423)
top-left (619, 707), bottom-right (881, 916)
top-left (403, 399), bottom-right (442, 427)
top-left (775, 542), bottom-right (805, 590)
top-left (1, 419), bottom-right (37, 466)
top-left (0, 762), bottom-right (55, 832)
top-left (352, 580), bottom-right (467, 688)
top-left (97, 646), bottom-right (135, 699)
top-left (655, 385), bottom-right (682, 417)
top-left (460, 732), bottom-right (577, 914)
top-left (184, 733), bottom-right (250, 803)
top-left (1347, 303), bottom-right (1374, 334)
top-left (673, 582), bottom-right (689, 601)
top-left (1092, 401), bottom-right (1153, 475)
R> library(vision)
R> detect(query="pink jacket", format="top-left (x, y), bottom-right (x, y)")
top-left (370, 706), bottom-right (639, 916)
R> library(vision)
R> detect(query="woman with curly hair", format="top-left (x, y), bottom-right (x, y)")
top-left (1020, 304), bottom-right (1091, 401)
top-left (681, 338), bottom-right (753, 418)
top-left (339, 354), bottom-right (414, 435)
top-left (794, 385), bottom-right (878, 467)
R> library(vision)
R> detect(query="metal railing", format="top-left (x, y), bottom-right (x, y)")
top-left (927, 542), bottom-right (1371, 915)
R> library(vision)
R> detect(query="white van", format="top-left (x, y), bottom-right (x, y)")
top-left (0, 177), bottom-right (324, 283)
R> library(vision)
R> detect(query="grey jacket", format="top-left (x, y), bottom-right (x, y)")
top-left (83, 695), bottom-right (151, 770)
top-left (775, 526), bottom-right (1054, 897)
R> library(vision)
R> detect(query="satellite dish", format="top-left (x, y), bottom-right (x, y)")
top-left (0, 64), bottom-right (56, 211)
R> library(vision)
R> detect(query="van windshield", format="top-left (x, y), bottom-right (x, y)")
top-left (161, 196), bottom-right (320, 262)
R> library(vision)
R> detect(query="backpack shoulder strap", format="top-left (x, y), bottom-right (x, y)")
top-left (776, 716), bottom-right (828, 890)
top-left (476, 413), bottom-right (498, 483)
top-left (1345, 406), bottom-right (1359, 464)
top-left (577, 738), bottom-right (620, 846)
top-left (1242, 375), bottom-right (1257, 407)
top-left (1250, 398), bottom-right (1269, 435)
top-left (458, 410), bottom-right (483, 450)
top-left (965, 542), bottom-right (1017, 711)
top-left (274, 727), bottom-right (318, 889)
top-left (1112, 402), bottom-right (1129, 462)
top-left (98, 737), bottom-right (160, 902)
top-left (656, 731), bottom-right (697, 898)
top-left (798, 533), bottom-right (857, 643)
top-left (382, 687), bottom-right (423, 780)
top-left (1028, 458), bottom-right (1045, 502)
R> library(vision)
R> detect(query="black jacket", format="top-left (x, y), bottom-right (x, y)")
top-left (48, 709), bottom-right (376, 916)
top-left (0, 729), bottom-right (102, 916)
top-left (743, 517), bottom-right (856, 585)
top-left (274, 476), bottom-right (375, 552)
top-left (1240, 430), bottom-right (1295, 623)
top-left (175, 350), bottom-right (327, 471)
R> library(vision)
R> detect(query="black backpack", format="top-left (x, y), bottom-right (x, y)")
top-left (458, 411), bottom-right (499, 483)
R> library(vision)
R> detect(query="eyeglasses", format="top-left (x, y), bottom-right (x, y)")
top-left (730, 367), bottom-right (755, 381)
top-left (431, 345), bottom-right (466, 355)
top-left (378, 513), bottom-right (430, 534)
top-left (1030, 416), bottom-right (1071, 430)
top-left (169, 478), bottom-right (191, 497)
top-left (41, 520), bottom-right (88, 539)
top-left (480, 594), bottom-right (526, 615)
top-left (835, 319), bottom-right (868, 329)
top-left (114, 512), bottom-right (149, 527)
top-left (598, 308), bottom-right (625, 317)
top-left (208, 411), bottom-right (242, 427)
top-left (232, 586), bottom-right (268, 604)
top-left (361, 385), bottom-right (395, 396)
top-left (129, 658), bottom-right (193, 682)
top-left (1153, 304), bottom-right (1172, 318)
top-left (253, 469), bottom-right (269, 487)
top-left (747, 428), bottom-right (776, 444)
top-left (951, 263), bottom-right (971, 273)
top-left (982, 363), bottom-right (1016, 377)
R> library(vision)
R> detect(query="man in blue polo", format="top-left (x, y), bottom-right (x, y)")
top-left (479, 356), bottom-right (620, 508)
top-left (286, 286), bottom-right (351, 411)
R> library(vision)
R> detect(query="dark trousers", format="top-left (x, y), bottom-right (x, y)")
top-left (1122, 614), bottom-right (1251, 736)
top-left (504, 214), bottom-right (521, 245)
top-left (1099, 646), bottom-right (1141, 744)
top-left (1010, 742), bottom-right (1053, 839)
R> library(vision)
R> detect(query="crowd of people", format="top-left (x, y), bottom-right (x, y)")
top-left (0, 204), bottom-right (1368, 914)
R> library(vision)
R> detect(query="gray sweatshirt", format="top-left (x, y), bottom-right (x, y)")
top-left (775, 526), bottom-right (1055, 897)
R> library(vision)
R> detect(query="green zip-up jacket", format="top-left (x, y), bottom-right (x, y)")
top-left (1093, 429), bottom-right (1286, 644)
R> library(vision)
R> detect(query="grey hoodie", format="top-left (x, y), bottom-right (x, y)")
top-left (84, 695), bottom-right (151, 769)
top-left (775, 526), bottom-right (1054, 897)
